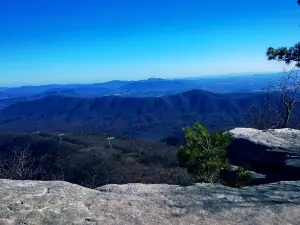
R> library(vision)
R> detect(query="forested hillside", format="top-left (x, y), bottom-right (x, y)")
top-left (0, 132), bottom-right (194, 188)
top-left (1, 90), bottom-right (298, 139)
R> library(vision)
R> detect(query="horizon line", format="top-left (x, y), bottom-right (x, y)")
top-left (0, 70), bottom-right (283, 88)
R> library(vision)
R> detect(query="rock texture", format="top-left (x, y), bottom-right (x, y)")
top-left (1, 179), bottom-right (300, 224)
top-left (228, 128), bottom-right (300, 183)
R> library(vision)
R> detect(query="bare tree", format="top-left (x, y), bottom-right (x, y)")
top-left (249, 67), bottom-right (300, 129)
top-left (0, 146), bottom-right (34, 180)
top-left (254, 0), bottom-right (300, 129)
top-left (252, 1), bottom-right (300, 129)
top-left (276, 67), bottom-right (300, 128)
top-left (248, 87), bottom-right (282, 130)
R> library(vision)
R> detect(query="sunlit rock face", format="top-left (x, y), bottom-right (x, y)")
top-left (0, 179), bottom-right (300, 225)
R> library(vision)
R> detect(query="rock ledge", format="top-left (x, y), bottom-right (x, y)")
top-left (1, 179), bottom-right (300, 224)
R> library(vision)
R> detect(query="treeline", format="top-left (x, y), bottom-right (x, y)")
top-left (0, 133), bottom-right (195, 188)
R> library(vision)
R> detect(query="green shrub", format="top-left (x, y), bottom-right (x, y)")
top-left (220, 166), bottom-right (253, 188)
top-left (177, 122), bottom-right (231, 183)
top-left (235, 167), bottom-right (253, 187)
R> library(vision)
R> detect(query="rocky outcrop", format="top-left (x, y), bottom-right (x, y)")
top-left (1, 179), bottom-right (300, 224)
top-left (228, 128), bottom-right (300, 183)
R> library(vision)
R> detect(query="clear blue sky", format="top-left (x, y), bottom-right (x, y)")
top-left (0, 0), bottom-right (299, 86)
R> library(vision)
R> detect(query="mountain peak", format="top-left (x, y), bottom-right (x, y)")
top-left (147, 78), bottom-right (165, 81)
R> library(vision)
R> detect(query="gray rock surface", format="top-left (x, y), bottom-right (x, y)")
top-left (1, 179), bottom-right (300, 224)
top-left (228, 128), bottom-right (300, 182)
top-left (229, 128), bottom-right (300, 152)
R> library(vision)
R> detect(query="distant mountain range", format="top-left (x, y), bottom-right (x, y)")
top-left (0, 73), bottom-right (284, 109)
top-left (1, 89), bottom-right (298, 140)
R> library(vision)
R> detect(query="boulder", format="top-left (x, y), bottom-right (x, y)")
top-left (228, 128), bottom-right (300, 182)
top-left (1, 179), bottom-right (300, 224)
top-left (248, 170), bottom-right (267, 184)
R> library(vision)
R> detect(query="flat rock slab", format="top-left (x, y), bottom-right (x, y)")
top-left (229, 128), bottom-right (300, 153)
top-left (1, 179), bottom-right (300, 225)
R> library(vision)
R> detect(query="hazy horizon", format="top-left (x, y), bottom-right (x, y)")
top-left (0, 71), bottom-right (285, 88)
top-left (1, 0), bottom-right (299, 86)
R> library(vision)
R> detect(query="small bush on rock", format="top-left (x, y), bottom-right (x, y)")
top-left (178, 123), bottom-right (231, 183)
top-left (235, 167), bottom-right (253, 187)
top-left (220, 166), bottom-right (253, 188)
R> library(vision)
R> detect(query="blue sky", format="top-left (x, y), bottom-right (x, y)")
top-left (0, 0), bottom-right (299, 86)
